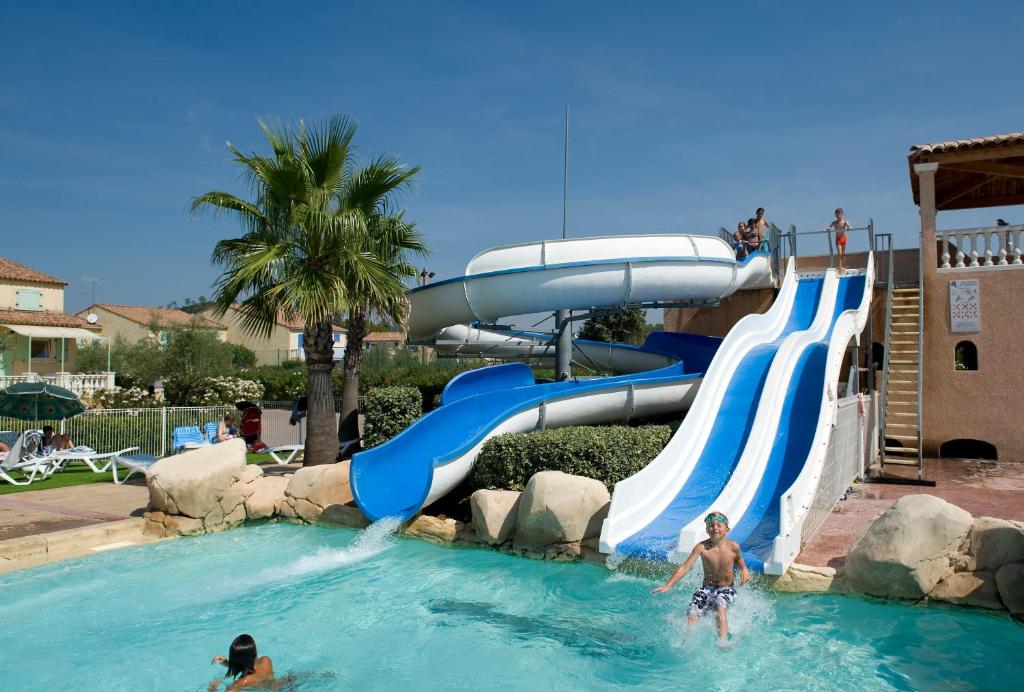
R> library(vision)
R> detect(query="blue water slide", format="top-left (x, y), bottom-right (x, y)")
top-left (613, 276), bottom-right (826, 559)
top-left (351, 332), bottom-right (723, 522)
top-left (728, 274), bottom-right (867, 572)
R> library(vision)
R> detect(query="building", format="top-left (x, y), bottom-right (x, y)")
top-left (78, 304), bottom-right (228, 344)
top-left (0, 257), bottom-right (110, 394)
top-left (909, 131), bottom-right (1024, 462)
top-left (199, 305), bottom-right (346, 365)
top-left (363, 331), bottom-right (405, 350)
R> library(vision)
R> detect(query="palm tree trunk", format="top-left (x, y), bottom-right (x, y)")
top-left (338, 307), bottom-right (366, 456)
top-left (303, 320), bottom-right (337, 466)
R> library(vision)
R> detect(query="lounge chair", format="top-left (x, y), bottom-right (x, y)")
top-left (0, 434), bottom-right (58, 485)
top-left (205, 421), bottom-right (219, 444)
top-left (110, 452), bottom-right (159, 485)
top-left (51, 445), bottom-right (142, 474)
top-left (171, 425), bottom-right (207, 453)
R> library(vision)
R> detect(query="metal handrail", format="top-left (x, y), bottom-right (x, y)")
top-left (875, 232), bottom-right (895, 470)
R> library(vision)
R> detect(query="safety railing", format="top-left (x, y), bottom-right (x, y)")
top-left (937, 223), bottom-right (1024, 270)
top-left (873, 233), bottom-right (896, 466)
top-left (0, 372), bottom-right (116, 396)
top-left (802, 393), bottom-right (876, 546)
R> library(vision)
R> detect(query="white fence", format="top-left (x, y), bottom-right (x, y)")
top-left (0, 400), bottom-right (320, 458)
top-left (0, 372), bottom-right (116, 397)
top-left (801, 393), bottom-right (878, 547)
top-left (938, 223), bottom-right (1024, 269)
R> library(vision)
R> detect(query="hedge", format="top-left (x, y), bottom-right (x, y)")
top-left (361, 386), bottom-right (423, 448)
top-left (470, 424), bottom-right (672, 492)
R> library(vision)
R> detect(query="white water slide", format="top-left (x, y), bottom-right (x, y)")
top-left (350, 233), bottom-right (870, 574)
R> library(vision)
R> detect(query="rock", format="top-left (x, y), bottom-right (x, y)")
top-left (964, 517), bottom-right (1024, 572)
top-left (404, 514), bottom-right (463, 544)
top-left (318, 504), bottom-right (371, 529)
top-left (146, 439), bottom-right (247, 519)
top-left (543, 542), bottom-right (582, 561)
top-left (995, 563), bottom-right (1024, 615)
top-left (143, 510), bottom-right (205, 537)
top-left (845, 495), bottom-right (972, 599)
top-left (280, 462), bottom-right (352, 523)
top-left (223, 502), bottom-right (247, 528)
top-left (470, 489), bottom-right (521, 545)
top-left (237, 464), bottom-right (263, 485)
top-left (514, 471), bottom-right (610, 551)
top-left (581, 537), bottom-right (607, 566)
top-left (774, 564), bottom-right (845, 593)
top-left (245, 476), bottom-right (290, 520)
top-left (929, 570), bottom-right (1003, 610)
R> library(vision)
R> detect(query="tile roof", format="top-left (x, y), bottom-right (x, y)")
top-left (909, 131), bottom-right (1024, 159)
top-left (220, 305), bottom-right (345, 332)
top-left (0, 310), bottom-right (98, 329)
top-left (0, 257), bottom-right (65, 286)
top-left (90, 304), bottom-right (226, 330)
top-left (364, 331), bottom-right (405, 342)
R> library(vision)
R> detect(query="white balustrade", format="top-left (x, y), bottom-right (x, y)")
top-left (938, 224), bottom-right (1024, 271)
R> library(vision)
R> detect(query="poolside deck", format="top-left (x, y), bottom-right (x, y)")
top-left (797, 458), bottom-right (1024, 570)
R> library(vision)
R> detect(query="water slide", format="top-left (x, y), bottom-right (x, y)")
top-left (349, 234), bottom-right (773, 522)
top-left (600, 258), bottom-right (873, 574)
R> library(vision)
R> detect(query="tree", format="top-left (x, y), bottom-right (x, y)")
top-left (160, 324), bottom-right (234, 405)
top-left (337, 212), bottom-right (426, 449)
top-left (78, 336), bottom-right (164, 388)
top-left (190, 116), bottom-right (419, 465)
top-left (577, 308), bottom-right (648, 345)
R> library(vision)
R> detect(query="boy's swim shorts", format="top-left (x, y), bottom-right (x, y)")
top-left (687, 584), bottom-right (737, 616)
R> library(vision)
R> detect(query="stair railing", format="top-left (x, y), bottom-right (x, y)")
top-left (874, 232), bottom-right (895, 469)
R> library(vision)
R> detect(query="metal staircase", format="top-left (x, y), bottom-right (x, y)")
top-left (880, 285), bottom-right (924, 468)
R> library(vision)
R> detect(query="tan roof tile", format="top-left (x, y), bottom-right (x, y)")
top-left (0, 310), bottom-right (98, 329)
top-left (364, 331), bottom-right (405, 342)
top-left (0, 257), bottom-right (65, 286)
top-left (91, 304), bottom-right (226, 330)
top-left (909, 131), bottom-right (1024, 158)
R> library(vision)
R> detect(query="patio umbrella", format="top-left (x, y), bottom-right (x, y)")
top-left (0, 382), bottom-right (86, 421)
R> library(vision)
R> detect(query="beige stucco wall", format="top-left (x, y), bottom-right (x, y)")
top-left (0, 279), bottom-right (64, 312)
top-left (84, 308), bottom-right (154, 343)
top-left (922, 266), bottom-right (1024, 461)
top-left (200, 308), bottom-right (294, 365)
top-left (1, 330), bottom-right (79, 376)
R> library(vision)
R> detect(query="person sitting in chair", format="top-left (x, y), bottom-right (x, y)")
top-left (216, 413), bottom-right (239, 443)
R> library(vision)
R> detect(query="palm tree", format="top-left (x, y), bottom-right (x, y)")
top-left (190, 116), bottom-right (420, 465)
top-left (337, 212), bottom-right (427, 450)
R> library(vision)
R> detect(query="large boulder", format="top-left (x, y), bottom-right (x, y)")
top-left (514, 471), bottom-right (610, 552)
top-left (929, 570), bottom-right (1003, 610)
top-left (962, 517), bottom-right (1024, 572)
top-left (318, 504), bottom-right (371, 530)
top-left (404, 514), bottom-right (464, 544)
top-left (144, 440), bottom-right (254, 536)
top-left (278, 461), bottom-right (352, 523)
top-left (995, 563), bottom-right (1024, 615)
top-left (845, 495), bottom-right (972, 599)
top-left (147, 439), bottom-right (247, 518)
top-left (244, 475), bottom-right (291, 520)
top-left (470, 489), bottom-right (521, 545)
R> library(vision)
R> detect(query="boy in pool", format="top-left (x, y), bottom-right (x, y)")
top-left (651, 511), bottom-right (750, 644)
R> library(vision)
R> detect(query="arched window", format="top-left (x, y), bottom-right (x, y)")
top-left (954, 341), bottom-right (977, 370)
top-left (940, 439), bottom-right (997, 461)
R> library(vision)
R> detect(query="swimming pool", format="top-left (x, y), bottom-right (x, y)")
top-left (0, 521), bottom-right (1019, 690)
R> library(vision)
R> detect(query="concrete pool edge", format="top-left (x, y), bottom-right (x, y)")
top-left (0, 518), bottom-right (170, 574)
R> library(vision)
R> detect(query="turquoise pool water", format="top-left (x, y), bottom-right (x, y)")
top-left (0, 521), bottom-right (1020, 691)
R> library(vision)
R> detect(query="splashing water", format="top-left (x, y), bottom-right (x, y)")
top-left (258, 516), bottom-right (402, 581)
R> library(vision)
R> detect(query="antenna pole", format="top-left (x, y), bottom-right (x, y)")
top-left (555, 105), bottom-right (572, 380)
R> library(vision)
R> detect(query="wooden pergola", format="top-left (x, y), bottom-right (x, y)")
top-left (909, 131), bottom-right (1024, 211)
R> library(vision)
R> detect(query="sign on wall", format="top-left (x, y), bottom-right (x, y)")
top-left (950, 279), bottom-right (980, 333)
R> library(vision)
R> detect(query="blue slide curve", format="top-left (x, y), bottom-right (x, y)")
top-left (613, 277), bottom-right (826, 559)
top-left (728, 274), bottom-right (866, 571)
top-left (351, 332), bottom-right (722, 522)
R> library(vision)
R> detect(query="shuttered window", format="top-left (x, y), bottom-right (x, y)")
top-left (15, 290), bottom-right (43, 311)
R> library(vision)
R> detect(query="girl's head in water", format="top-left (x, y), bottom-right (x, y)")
top-left (226, 634), bottom-right (257, 678)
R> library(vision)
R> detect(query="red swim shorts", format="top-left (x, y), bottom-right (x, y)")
top-left (836, 234), bottom-right (848, 247)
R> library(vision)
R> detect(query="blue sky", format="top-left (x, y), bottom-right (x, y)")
top-left (2, 1), bottom-right (1022, 314)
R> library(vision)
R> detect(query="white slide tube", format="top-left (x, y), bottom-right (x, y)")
top-left (675, 269), bottom-right (841, 554)
top-left (407, 234), bottom-right (772, 343)
top-left (764, 255), bottom-right (874, 574)
top-left (598, 258), bottom-right (799, 554)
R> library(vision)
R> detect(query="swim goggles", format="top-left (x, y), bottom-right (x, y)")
top-left (705, 514), bottom-right (728, 525)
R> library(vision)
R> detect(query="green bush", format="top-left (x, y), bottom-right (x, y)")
top-left (470, 424), bottom-right (672, 492)
top-left (362, 386), bottom-right (422, 448)
top-left (237, 366), bottom-right (307, 401)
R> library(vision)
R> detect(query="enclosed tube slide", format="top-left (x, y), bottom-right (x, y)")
top-left (350, 234), bottom-right (773, 522)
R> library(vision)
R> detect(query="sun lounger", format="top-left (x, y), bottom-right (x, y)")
top-left (0, 434), bottom-right (58, 485)
top-left (51, 446), bottom-right (142, 474)
top-left (171, 425), bottom-right (208, 452)
top-left (205, 421), bottom-right (219, 444)
top-left (267, 444), bottom-right (304, 464)
top-left (110, 452), bottom-right (159, 485)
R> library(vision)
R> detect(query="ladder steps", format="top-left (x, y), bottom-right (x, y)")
top-left (887, 434), bottom-right (919, 442)
top-left (886, 423), bottom-right (917, 429)
top-left (887, 412), bottom-right (917, 417)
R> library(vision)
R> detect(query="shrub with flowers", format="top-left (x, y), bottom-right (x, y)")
top-left (191, 376), bottom-right (265, 406)
top-left (84, 387), bottom-right (164, 409)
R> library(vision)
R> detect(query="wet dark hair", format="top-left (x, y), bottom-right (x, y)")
top-left (42, 425), bottom-right (54, 434)
top-left (756, 207), bottom-right (765, 214)
top-left (747, 218), bottom-right (756, 227)
top-left (226, 634), bottom-right (257, 679)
